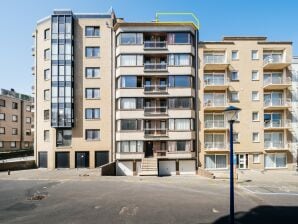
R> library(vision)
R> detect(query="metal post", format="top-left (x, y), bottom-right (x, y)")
top-left (229, 120), bottom-right (235, 224)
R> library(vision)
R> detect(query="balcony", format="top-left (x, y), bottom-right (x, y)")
top-left (264, 98), bottom-right (291, 110)
top-left (264, 119), bottom-right (291, 130)
top-left (204, 120), bottom-right (227, 130)
top-left (204, 76), bottom-right (229, 90)
top-left (144, 106), bottom-right (168, 116)
top-left (144, 85), bottom-right (168, 94)
top-left (203, 99), bottom-right (227, 111)
top-left (263, 77), bottom-right (291, 90)
top-left (264, 142), bottom-right (290, 151)
top-left (263, 55), bottom-right (290, 70)
top-left (144, 41), bottom-right (167, 50)
top-left (144, 63), bottom-right (167, 72)
top-left (144, 128), bottom-right (168, 137)
top-left (204, 142), bottom-right (228, 151)
top-left (203, 54), bottom-right (229, 70)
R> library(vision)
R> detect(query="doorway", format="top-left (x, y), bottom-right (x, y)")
top-left (75, 151), bottom-right (90, 168)
top-left (145, 141), bottom-right (153, 157)
top-left (237, 153), bottom-right (248, 169)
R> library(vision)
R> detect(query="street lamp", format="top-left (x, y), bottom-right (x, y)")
top-left (224, 105), bottom-right (241, 224)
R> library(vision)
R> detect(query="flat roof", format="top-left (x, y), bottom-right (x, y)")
top-left (114, 22), bottom-right (197, 30)
top-left (223, 36), bottom-right (267, 41)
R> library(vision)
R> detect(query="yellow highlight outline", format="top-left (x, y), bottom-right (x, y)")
top-left (155, 12), bottom-right (200, 30)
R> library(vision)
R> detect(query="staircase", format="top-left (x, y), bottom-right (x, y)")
top-left (139, 157), bottom-right (158, 176)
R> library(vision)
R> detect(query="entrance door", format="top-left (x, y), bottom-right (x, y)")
top-left (145, 141), bottom-right (153, 157)
top-left (237, 154), bottom-right (248, 169)
top-left (75, 152), bottom-right (89, 168)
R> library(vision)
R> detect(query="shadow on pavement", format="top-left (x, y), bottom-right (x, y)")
top-left (213, 205), bottom-right (298, 224)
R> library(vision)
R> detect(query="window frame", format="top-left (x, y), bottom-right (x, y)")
top-left (85, 88), bottom-right (100, 99)
top-left (230, 70), bottom-right (239, 81)
top-left (230, 91), bottom-right (239, 102)
top-left (85, 129), bottom-right (100, 141)
top-left (0, 99), bottom-right (6, 107)
top-left (251, 50), bottom-right (259, 60)
top-left (252, 111), bottom-right (259, 121)
top-left (253, 154), bottom-right (260, 164)
top-left (85, 47), bottom-right (100, 58)
top-left (10, 141), bottom-right (16, 148)
top-left (85, 67), bottom-right (100, 79)
top-left (0, 127), bottom-right (5, 134)
top-left (12, 115), bottom-right (18, 122)
top-left (85, 108), bottom-right (101, 120)
top-left (252, 70), bottom-right (259, 81)
top-left (252, 132), bottom-right (260, 142)
top-left (44, 130), bottom-right (50, 142)
top-left (252, 91), bottom-right (259, 101)
top-left (85, 26), bottom-right (100, 37)
top-left (231, 50), bottom-right (239, 60)
top-left (12, 128), bottom-right (18, 135)
top-left (0, 113), bottom-right (5, 120)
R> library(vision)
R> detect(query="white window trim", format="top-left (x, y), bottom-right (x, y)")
top-left (265, 153), bottom-right (287, 169)
top-left (252, 112), bottom-right (259, 122)
top-left (253, 153), bottom-right (260, 164)
top-left (252, 91), bottom-right (259, 101)
top-left (205, 154), bottom-right (228, 170)
top-left (252, 50), bottom-right (259, 60)
top-left (252, 132), bottom-right (260, 142)
top-left (230, 70), bottom-right (239, 81)
top-left (252, 70), bottom-right (259, 81)
top-left (231, 50), bottom-right (239, 60)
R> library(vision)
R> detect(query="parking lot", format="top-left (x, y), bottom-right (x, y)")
top-left (0, 169), bottom-right (297, 224)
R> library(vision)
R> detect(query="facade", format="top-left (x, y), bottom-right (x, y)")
top-left (114, 22), bottom-right (198, 175)
top-left (0, 89), bottom-right (34, 151)
top-left (199, 37), bottom-right (296, 171)
top-left (291, 56), bottom-right (298, 169)
top-left (33, 10), bottom-right (115, 169)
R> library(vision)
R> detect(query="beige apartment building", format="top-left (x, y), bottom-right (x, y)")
top-left (0, 89), bottom-right (34, 152)
top-left (199, 37), bottom-right (296, 171)
top-left (33, 10), bottom-right (115, 169)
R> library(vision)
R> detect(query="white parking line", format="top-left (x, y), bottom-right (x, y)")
top-left (239, 185), bottom-right (298, 196)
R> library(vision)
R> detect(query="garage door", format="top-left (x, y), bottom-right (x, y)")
top-left (159, 160), bottom-right (176, 176)
top-left (55, 152), bottom-right (70, 168)
top-left (116, 161), bottom-right (133, 176)
top-left (179, 160), bottom-right (196, 175)
top-left (38, 152), bottom-right (48, 168)
top-left (95, 151), bottom-right (109, 167)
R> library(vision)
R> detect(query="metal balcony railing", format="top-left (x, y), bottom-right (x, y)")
top-left (204, 55), bottom-right (226, 64)
top-left (263, 76), bottom-right (291, 86)
top-left (205, 142), bottom-right (226, 150)
top-left (264, 119), bottom-right (291, 128)
top-left (264, 98), bottom-right (291, 107)
top-left (204, 120), bottom-right (226, 129)
top-left (144, 63), bottom-right (167, 71)
top-left (144, 128), bottom-right (168, 136)
top-left (144, 106), bottom-right (167, 115)
top-left (144, 85), bottom-right (167, 93)
top-left (144, 41), bottom-right (167, 49)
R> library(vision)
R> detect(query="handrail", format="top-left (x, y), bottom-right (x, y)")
top-left (155, 12), bottom-right (200, 30)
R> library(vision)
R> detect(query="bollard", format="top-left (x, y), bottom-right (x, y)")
top-left (8, 170), bottom-right (10, 175)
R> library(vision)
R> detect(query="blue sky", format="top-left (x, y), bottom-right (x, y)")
top-left (1, 0), bottom-right (297, 94)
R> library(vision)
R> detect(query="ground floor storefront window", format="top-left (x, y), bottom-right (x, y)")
top-left (205, 154), bottom-right (227, 169)
top-left (265, 153), bottom-right (287, 168)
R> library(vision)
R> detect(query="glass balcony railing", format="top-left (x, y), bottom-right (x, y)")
top-left (264, 119), bottom-right (290, 128)
top-left (144, 63), bottom-right (167, 71)
top-left (264, 141), bottom-right (288, 149)
top-left (264, 98), bottom-right (291, 107)
top-left (204, 120), bottom-right (226, 129)
top-left (263, 77), bottom-right (291, 86)
top-left (144, 128), bottom-right (168, 136)
top-left (205, 142), bottom-right (226, 150)
top-left (144, 106), bottom-right (168, 115)
top-left (204, 99), bottom-right (227, 107)
top-left (204, 55), bottom-right (226, 64)
top-left (144, 85), bottom-right (167, 93)
top-left (263, 55), bottom-right (283, 65)
top-left (144, 41), bottom-right (167, 49)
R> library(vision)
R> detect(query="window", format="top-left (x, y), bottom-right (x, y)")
top-left (44, 110), bottom-right (49, 120)
top-left (253, 154), bottom-right (260, 163)
top-left (252, 91), bottom-right (259, 101)
top-left (167, 33), bottom-right (192, 44)
top-left (205, 155), bottom-right (227, 169)
top-left (117, 141), bottom-right (143, 153)
top-left (233, 133), bottom-right (239, 143)
top-left (118, 55), bottom-right (143, 66)
top-left (0, 99), bottom-right (5, 107)
top-left (85, 129), bottom-right (100, 140)
top-left (230, 91), bottom-right (239, 102)
top-left (85, 67), bottom-right (100, 78)
top-left (44, 28), bottom-right (50, 40)
top-left (12, 115), bottom-right (18, 122)
top-left (85, 26), bottom-right (100, 37)
top-left (169, 119), bottom-right (191, 131)
top-left (44, 49), bottom-right (50, 60)
top-left (119, 120), bottom-right (141, 131)
top-left (85, 47), bottom-right (100, 57)
top-left (26, 105), bottom-right (31, 112)
top-left (265, 153), bottom-right (286, 168)
top-left (118, 33), bottom-right (143, 45)
top-left (12, 128), bottom-right (18, 135)
top-left (0, 113), bottom-right (4, 120)
top-left (168, 76), bottom-right (191, 87)
top-left (252, 132), bottom-right (259, 142)
top-left (176, 141), bottom-right (187, 151)
top-left (44, 89), bottom-right (50, 101)
top-left (12, 102), bottom-right (18, 109)
top-left (10, 141), bottom-right (16, 148)
top-left (0, 127), bottom-right (5, 134)
top-left (56, 129), bottom-right (72, 147)
top-left (120, 76), bottom-right (142, 88)
top-left (26, 129), bottom-right (31, 136)
top-left (252, 112), bottom-right (259, 121)
top-left (85, 108), bottom-right (100, 119)
top-left (168, 54), bottom-right (191, 66)
top-left (25, 117), bottom-right (31, 124)
top-left (85, 88), bottom-right (100, 99)
top-left (44, 130), bottom-right (49, 142)
top-left (0, 141), bottom-right (3, 148)
top-left (119, 98), bottom-right (143, 110)
top-left (167, 141), bottom-right (191, 152)
top-left (231, 50), bottom-right (239, 60)
top-left (168, 98), bottom-right (192, 109)
top-left (231, 71), bottom-right (239, 81)
top-left (24, 142), bottom-right (29, 148)
top-left (251, 50), bottom-right (259, 60)
top-left (44, 69), bottom-right (50, 80)
top-left (250, 70), bottom-right (259, 81)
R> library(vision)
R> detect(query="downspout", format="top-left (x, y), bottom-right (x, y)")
top-left (195, 29), bottom-right (199, 171)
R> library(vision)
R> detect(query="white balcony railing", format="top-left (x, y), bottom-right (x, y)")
top-left (204, 120), bottom-right (226, 129)
top-left (204, 55), bottom-right (226, 64)
top-left (144, 41), bottom-right (167, 49)
top-left (144, 63), bottom-right (167, 71)
top-left (264, 119), bottom-right (291, 128)
top-left (204, 99), bottom-right (227, 107)
top-left (205, 142), bottom-right (226, 150)
top-left (144, 85), bottom-right (167, 93)
top-left (264, 98), bottom-right (291, 107)
top-left (204, 77), bottom-right (228, 86)
top-left (263, 55), bottom-right (283, 66)
top-left (263, 77), bottom-right (291, 86)
top-left (144, 106), bottom-right (168, 115)
top-left (144, 128), bottom-right (168, 136)
top-left (264, 141), bottom-right (289, 149)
